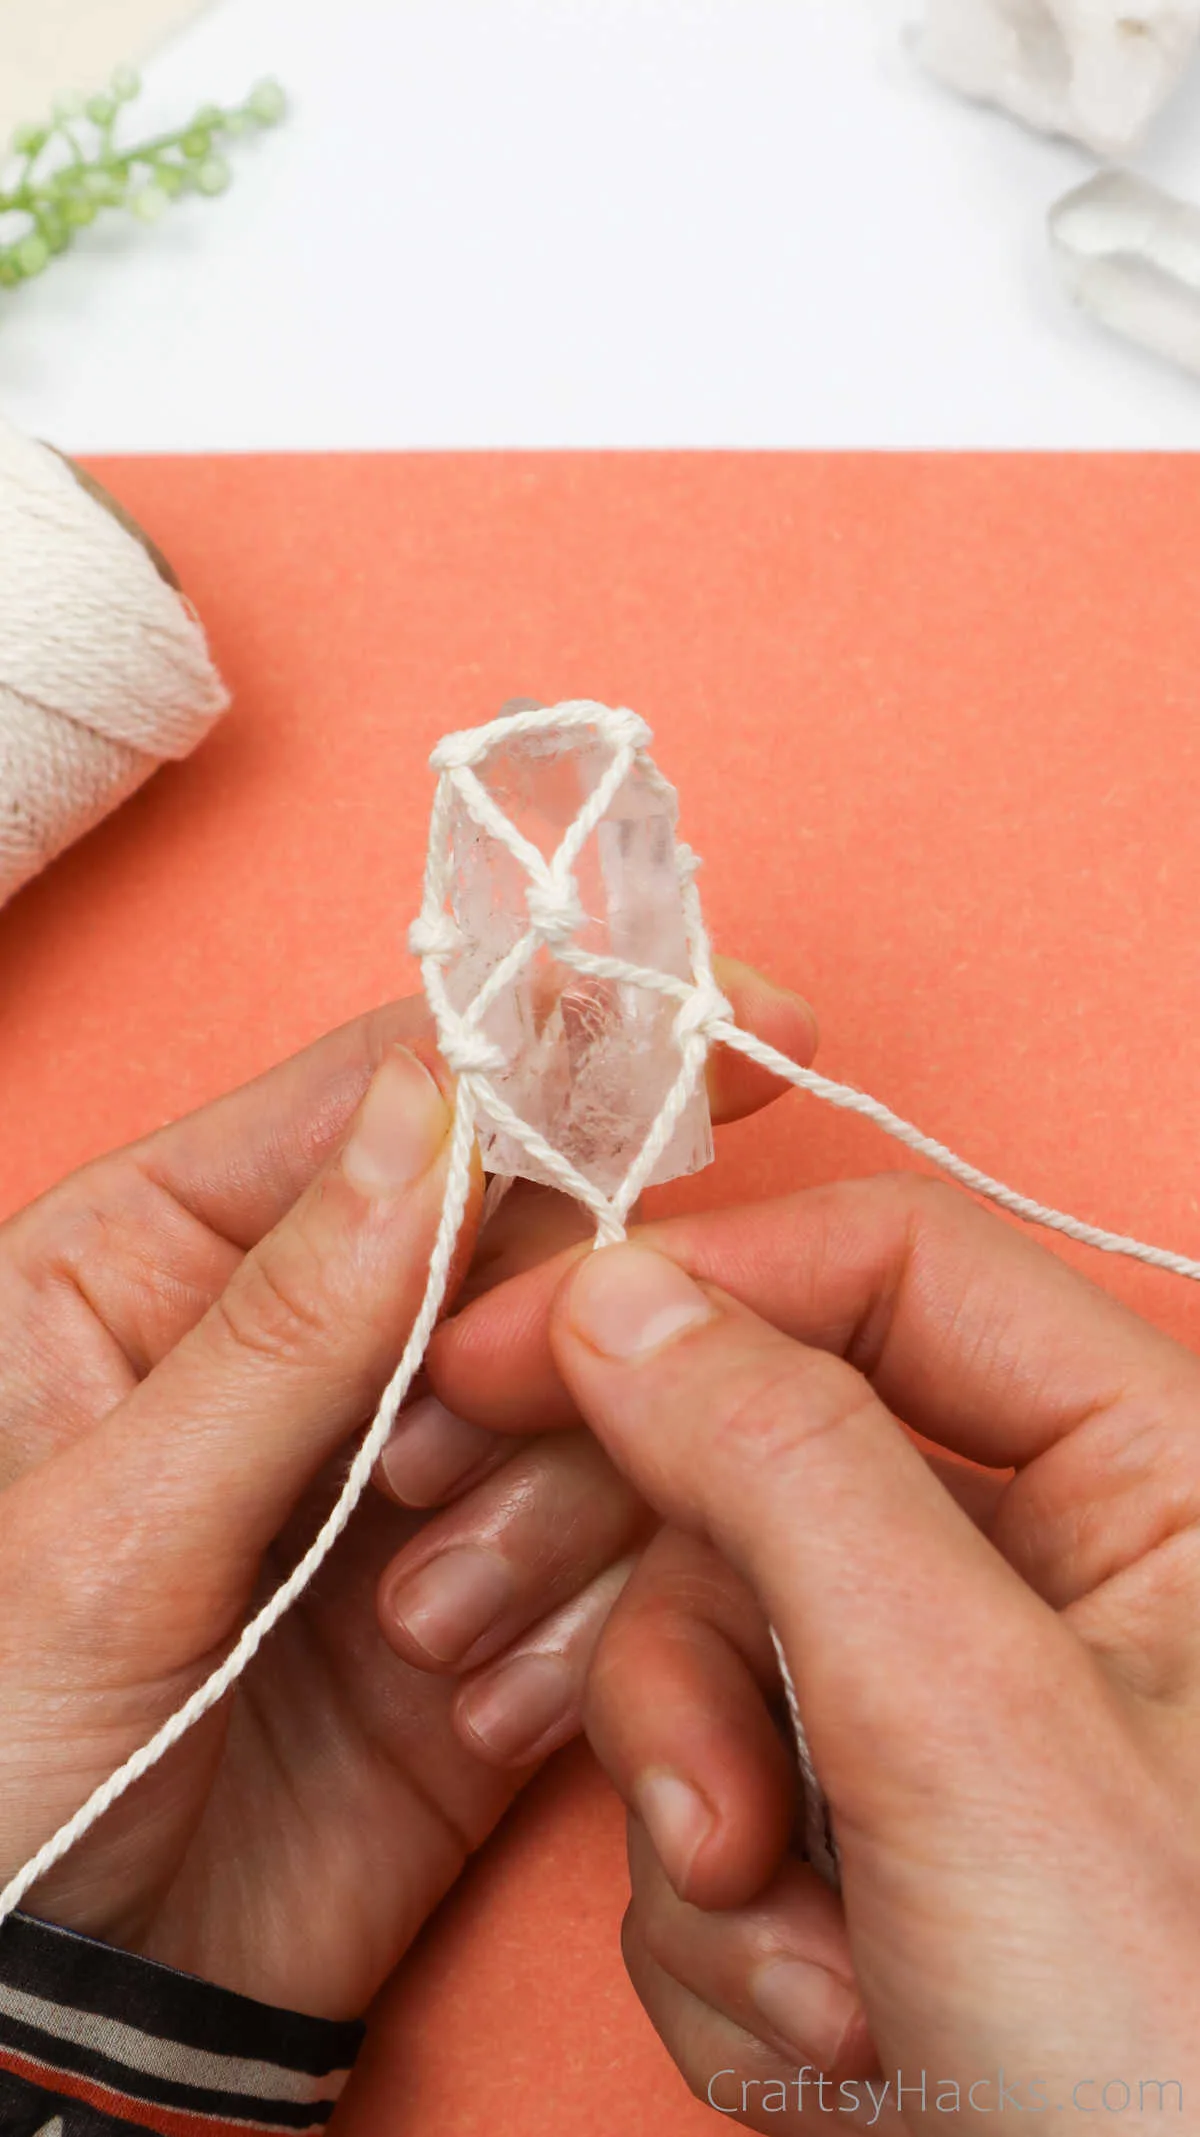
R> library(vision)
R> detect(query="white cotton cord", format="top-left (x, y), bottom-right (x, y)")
top-left (429, 700), bottom-right (651, 773)
top-left (771, 1630), bottom-right (839, 1888)
top-left (712, 1023), bottom-right (1200, 1286)
top-left (481, 1172), bottom-right (516, 1226)
top-left (0, 1085), bottom-right (480, 1927)
top-left (0, 413), bottom-right (228, 907)
top-left (9, 697), bottom-right (1200, 1917)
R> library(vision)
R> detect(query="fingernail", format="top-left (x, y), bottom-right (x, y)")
top-left (458, 1651), bottom-right (575, 1762)
top-left (633, 1769), bottom-right (715, 1894)
top-left (751, 1957), bottom-right (860, 2066)
top-left (382, 1395), bottom-right (498, 1507)
top-left (570, 1245), bottom-right (713, 1360)
top-left (387, 1546), bottom-right (514, 1665)
top-left (343, 1047), bottom-right (449, 1199)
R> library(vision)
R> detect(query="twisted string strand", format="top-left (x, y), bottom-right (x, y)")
top-left (0, 1084), bottom-right (480, 1926)
top-left (714, 1022), bottom-right (1200, 1285)
top-left (549, 739), bottom-right (638, 885)
top-left (451, 762), bottom-right (549, 884)
top-left (771, 1629), bottom-right (839, 1888)
top-left (464, 1078), bottom-right (622, 1236)
top-left (430, 701), bottom-right (650, 772)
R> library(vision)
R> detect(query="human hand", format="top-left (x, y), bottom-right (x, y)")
top-left (432, 1178), bottom-right (1200, 2129)
top-left (371, 957), bottom-right (815, 1769)
top-left (0, 963), bottom-right (812, 2021)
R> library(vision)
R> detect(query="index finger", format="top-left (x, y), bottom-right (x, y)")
top-left (127, 996), bottom-right (434, 1247)
top-left (551, 1240), bottom-right (1066, 1840)
top-left (429, 1173), bottom-right (1200, 1478)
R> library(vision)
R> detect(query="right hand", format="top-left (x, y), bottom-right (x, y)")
top-left (433, 1176), bottom-right (1200, 2129)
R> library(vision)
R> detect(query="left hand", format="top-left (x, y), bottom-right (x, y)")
top-left (0, 961), bottom-right (812, 2018)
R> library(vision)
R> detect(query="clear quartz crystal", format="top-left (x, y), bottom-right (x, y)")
top-left (442, 719), bottom-right (714, 1197)
top-left (918, 0), bottom-right (1200, 156)
top-left (1050, 170), bottom-right (1200, 376)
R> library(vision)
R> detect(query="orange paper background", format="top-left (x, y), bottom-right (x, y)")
top-left (2, 454), bottom-right (1199, 2131)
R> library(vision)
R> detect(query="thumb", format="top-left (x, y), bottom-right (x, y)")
top-left (18, 1045), bottom-right (476, 1658)
top-left (550, 1243), bottom-right (1074, 1836)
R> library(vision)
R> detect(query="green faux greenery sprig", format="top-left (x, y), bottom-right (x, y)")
top-left (0, 68), bottom-right (286, 290)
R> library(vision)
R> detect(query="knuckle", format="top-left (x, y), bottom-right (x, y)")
top-left (857, 1167), bottom-right (958, 1218)
top-left (25, 1182), bottom-right (124, 1294)
top-left (209, 1226), bottom-right (336, 1370)
top-left (887, 1169), bottom-right (962, 1225)
top-left (841, 1172), bottom-right (984, 1384)
top-left (582, 1567), bottom-right (664, 1724)
top-left (848, 1168), bottom-right (966, 1255)
top-left (710, 1348), bottom-right (876, 1479)
top-left (595, 1578), bottom-right (724, 1691)
top-left (649, 1561), bottom-right (749, 1633)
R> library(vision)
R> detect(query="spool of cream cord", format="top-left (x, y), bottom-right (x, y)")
top-left (0, 411), bottom-right (228, 906)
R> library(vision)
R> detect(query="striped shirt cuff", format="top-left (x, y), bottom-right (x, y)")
top-left (0, 1912), bottom-right (364, 2136)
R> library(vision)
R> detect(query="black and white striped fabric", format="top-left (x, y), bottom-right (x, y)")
top-left (0, 1913), bottom-right (363, 2136)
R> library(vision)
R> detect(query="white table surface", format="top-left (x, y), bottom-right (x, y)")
top-left (5, 0), bottom-right (1200, 452)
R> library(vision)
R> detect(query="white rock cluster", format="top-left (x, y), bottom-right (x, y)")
top-left (919, 1), bottom-right (1200, 155)
top-left (1050, 169), bottom-right (1200, 374)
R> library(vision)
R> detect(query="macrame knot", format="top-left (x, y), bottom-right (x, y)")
top-left (442, 1024), bottom-right (508, 1078)
top-left (408, 911), bottom-right (459, 961)
top-left (428, 731), bottom-right (480, 774)
top-left (674, 982), bottom-right (730, 1046)
top-left (603, 708), bottom-right (653, 753)
top-left (525, 874), bottom-right (585, 944)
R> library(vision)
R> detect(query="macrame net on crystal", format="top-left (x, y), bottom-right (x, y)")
top-left (408, 700), bottom-right (725, 1246)
top-left (8, 696), bottom-right (1200, 1923)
